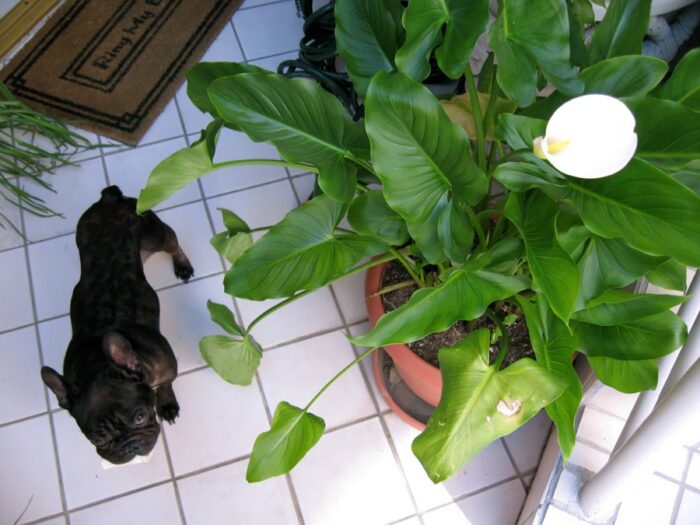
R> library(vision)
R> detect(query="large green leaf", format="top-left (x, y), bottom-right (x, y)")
top-left (575, 236), bottom-right (667, 306)
top-left (334, 0), bottom-right (404, 96)
top-left (502, 0), bottom-right (583, 96)
top-left (211, 231), bottom-right (253, 265)
top-left (347, 190), bottom-right (409, 245)
top-left (565, 159), bottom-right (700, 268)
top-left (588, 356), bottom-right (658, 393)
top-left (572, 290), bottom-right (687, 325)
top-left (517, 295), bottom-right (580, 460)
top-left (365, 72), bottom-right (487, 263)
top-left (655, 48), bottom-right (700, 111)
top-left (209, 73), bottom-right (369, 202)
top-left (137, 139), bottom-right (212, 213)
top-left (572, 311), bottom-right (687, 360)
top-left (493, 162), bottom-right (567, 194)
top-left (187, 62), bottom-right (267, 115)
top-left (412, 329), bottom-right (566, 482)
top-left (225, 195), bottom-right (384, 300)
top-left (488, 13), bottom-right (538, 107)
top-left (672, 160), bottom-right (700, 197)
top-left (351, 262), bottom-right (529, 348)
top-left (199, 335), bottom-right (262, 386)
top-left (588, 0), bottom-right (651, 64)
top-left (247, 402), bottom-right (325, 482)
top-left (624, 97), bottom-right (700, 169)
top-left (395, 0), bottom-right (489, 80)
top-left (504, 192), bottom-right (578, 323)
top-left (646, 259), bottom-right (687, 292)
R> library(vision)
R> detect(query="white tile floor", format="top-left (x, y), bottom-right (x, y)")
top-left (0, 1), bottom-right (565, 524)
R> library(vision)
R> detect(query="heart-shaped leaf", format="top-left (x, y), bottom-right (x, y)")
top-left (209, 73), bottom-right (369, 202)
top-left (210, 231), bottom-right (253, 265)
top-left (225, 195), bottom-right (384, 300)
top-left (365, 72), bottom-right (487, 263)
top-left (334, 0), bottom-right (404, 96)
top-left (412, 329), bottom-right (566, 483)
top-left (199, 335), bottom-right (262, 386)
top-left (565, 159), bottom-right (700, 268)
top-left (347, 190), bottom-right (409, 245)
top-left (517, 295), bottom-right (580, 460)
top-left (207, 300), bottom-right (243, 336)
top-left (396, 0), bottom-right (489, 80)
top-left (588, 356), bottom-right (658, 393)
top-left (504, 192), bottom-right (578, 323)
top-left (247, 402), bottom-right (325, 482)
top-left (351, 263), bottom-right (529, 348)
top-left (572, 311), bottom-right (687, 360)
top-left (187, 62), bottom-right (268, 116)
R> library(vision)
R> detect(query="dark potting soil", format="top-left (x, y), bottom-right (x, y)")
top-left (380, 260), bottom-right (534, 368)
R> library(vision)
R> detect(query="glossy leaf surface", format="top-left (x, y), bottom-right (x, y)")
top-left (207, 300), bottom-right (243, 336)
top-left (588, 0), bottom-right (651, 64)
top-left (412, 329), bottom-right (566, 482)
top-left (588, 356), bottom-right (658, 393)
top-left (199, 335), bottom-right (262, 386)
top-left (347, 190), bottom-right (409, 245)
top-left (655, 48), bottom-right (700, 110)
top-left (247, 402), bottom-right (325, 482)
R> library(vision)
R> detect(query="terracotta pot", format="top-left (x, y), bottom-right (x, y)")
top-left (365, 262), bottom-right (442, 407)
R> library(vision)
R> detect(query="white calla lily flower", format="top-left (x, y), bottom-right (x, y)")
top-left (533, 94), bottom-right (637, 179)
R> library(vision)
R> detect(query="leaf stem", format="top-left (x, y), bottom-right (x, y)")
top-left (304, 346), bottom-right (377, 411)
top-left (464, 67), bottom-right (487, 172)
top-left (495, 148), bottom-right (532, 166)
top-left (212, 159), bottom-right (319, 173)
top-left (465, 206), bottom-right (487, 248)
top-left (344, 152), bottom-right (375, 174)
top-left (486, 311), bottom-right (510, 370)
top-left (482, 65), bottom-right (500, 138)
top-left (368, 279), bottom-right (416, 298)
top-left (244, 253), bottom-right (397, 335)
top-left (389, 246), bottom-right (425, 287)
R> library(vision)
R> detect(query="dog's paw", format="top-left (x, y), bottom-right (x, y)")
top-left (157, 399), bottom-right (180, 424)
top-left (174, 262), bottom-right (194, 283)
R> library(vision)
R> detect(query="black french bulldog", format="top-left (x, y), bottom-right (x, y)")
top-left (41, 186), bottom-right (193, 464)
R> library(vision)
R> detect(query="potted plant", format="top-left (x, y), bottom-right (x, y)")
top-left (136, 0), bottom-right (700, 484)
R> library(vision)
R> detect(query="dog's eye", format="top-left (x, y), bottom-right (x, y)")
top-left (133, 410), bottom-right (147, 426)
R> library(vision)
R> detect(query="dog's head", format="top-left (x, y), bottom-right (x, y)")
top-left (41, 332), bottom-right (160, 464)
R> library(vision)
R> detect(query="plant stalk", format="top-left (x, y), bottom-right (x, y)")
top-left (212, 159), bottom-right (319, 173)
top-left (486, 311), bottom-right (510, 370)
top-left (465, 206), bottom-right (487, 248)
top-left (389, 246), bottom-right (425, 287)
top-left (464, 67), bottom-right (487, 172)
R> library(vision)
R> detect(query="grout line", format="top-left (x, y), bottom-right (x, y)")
top-left (20, 511), bottom-right (68, 525)
top-left (574, 436), bottom-right (614, 456)
top-left (239, 0), bottom-right (292, 12)
top-left (260, 318), bottom-right (368, 353)
top-left (581, 402), bottom-right (630, 423)
top-left (160, 430), bottom-right (188, 525)
top-left (96, 135), bottom-right (112, 187)
top-left (669, 448), bottom-right (695, 524)
top-left (501, 437), bottom-right (530, 492)
top-left (230, 19), bottom-right (248, 63)
top-left (18, 201), bottom-right (71, 525)
top-left (0, 410), bottom-right (49, 429)
top-left (64, 479), bottom-right (173, 515)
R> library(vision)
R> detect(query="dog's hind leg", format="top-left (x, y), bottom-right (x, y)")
top-left (139, 211), bottom-right (194, 282)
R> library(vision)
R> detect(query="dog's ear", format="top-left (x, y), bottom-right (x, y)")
top-left (103, 332), bottom-right (141, 373)
top-left (41, 366), bottom-right (72, 409)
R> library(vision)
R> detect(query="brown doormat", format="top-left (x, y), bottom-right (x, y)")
top-left (1, 0), bottom-right (243, 145)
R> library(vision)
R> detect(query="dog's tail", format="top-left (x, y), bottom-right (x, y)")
top-left (100, 185), bottom-right (123, 203)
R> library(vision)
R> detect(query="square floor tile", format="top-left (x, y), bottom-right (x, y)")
top-left (384, 413), bottom-right (517, 512)
top-left (685, 451), bottom-right (700, 489)
top-left (291, 418), bottom-right (415, 525)
top-left (233, 2), bottom-right (304, 60)
top-left (0, 326), bottom-right (46, 424)
top-left (541, 507), bottom-right (590, 525)
top-left (330, 269), bottom-right (369, 325)
top-left (23, 158), bottom-right (107, 242)
top-left (142, 201), bottom-right (222, 290)
top-left (0, 196), bottom-right (25, 251)
top-left (422, 479), bottom-right (526, 525)
top-left (237, 287), bottom-right (343, 348)
top-left (200, 129), bottom-right (289, 197)
top-left (568, 441), bottom-right (609, 474)
top-left (348, 322), bottom-right (389, 412)
top-left (35, 517), bottom-right (67, 525)
top-left (0, 416), bottom-right (63, 523)
top-left (655, 443), bottom-right (690, 481)
top-left (158, 275), bottom-right (232, 372)
top-left (503, 411), bottom-right (552, 474)
top-left (69, 483), bottom-right (180, 525)
top-left (103, 138), bottom-right (201, 211)
top-left (138, 98), bottom-right (185, 145)
top-left (206, 178), bottom-right (298, 234)
top-left (176, 83), bottom-right (213, 137)
top-left (585, 386), bottom-right (638, 420)
top-left (677, 488), bottom-right (700, 525)
top-left (576, 408), bottom-right (625, 453)
top-left (0, 247), bottom-right (34, 331)
top-left (615, 474), bottom-right (679, 525)
top-left (258, 330), bottom-right (375, 429)
top-left (250, 50), bottom-right (298, 72)
top-left (200, 20), bottom-right (245, 63)
top-left (38, 315), bottom-right (72, 410)
top-left (163, 367), bottom-right (269, 475)
top-left (28, 235), bottom-right (80, 321)
top-left (54, 410), bottom-right (171, 509)
top-left (178, 459), bottom-right (298, 525)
